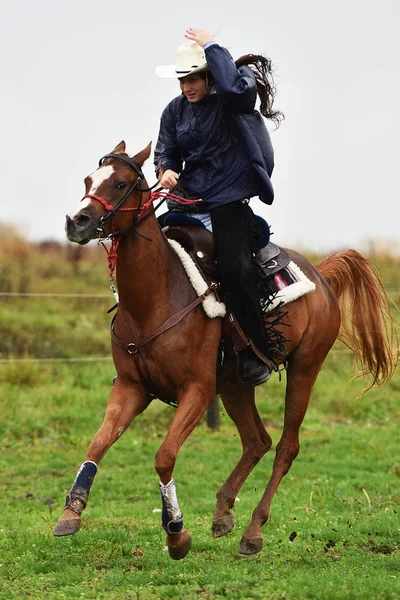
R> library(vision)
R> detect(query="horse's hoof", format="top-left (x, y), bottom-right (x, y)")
top-left (212, 513), bottom-right (235, 538)
top-left (239, 535), bottom-right (264, 555)
top-left (53, 517), bottom-right (81, 537)
top-left (167, 529), bottom-right (192, 560)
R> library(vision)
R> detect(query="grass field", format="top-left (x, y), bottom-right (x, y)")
top-left (0, 237), bottom-right (399, 599)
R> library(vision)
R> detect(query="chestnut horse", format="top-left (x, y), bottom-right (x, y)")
top-left (55, 141), bottom-right (397, 559)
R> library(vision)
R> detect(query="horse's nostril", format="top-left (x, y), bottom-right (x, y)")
top-left (65, 213), bottom-right (92, 237)
top-left (65, 212), bottom-right (93, 244)
top-left (74, 214), bottom-right (91, 227)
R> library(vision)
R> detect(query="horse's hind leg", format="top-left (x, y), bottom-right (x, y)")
top-left (54, 380), bottom-right (150, 536)
top-left (212, 383), bottom-right (272, 538)
top-left (238, 352), bottom-right (326, 555)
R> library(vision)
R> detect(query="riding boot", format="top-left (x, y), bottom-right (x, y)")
top-left (234, 301), bottom-right (273, 385)
top-left (230, 295), bottom-right (273, 385)
top-left (239, 348), bottom-right (271, 386)
top-left (210, 202), bottom-right (274, 386)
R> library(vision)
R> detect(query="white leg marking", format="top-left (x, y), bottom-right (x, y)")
top-left (160, 479), bottom-right (182, 521)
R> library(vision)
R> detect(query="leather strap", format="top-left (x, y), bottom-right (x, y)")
top-left (111, 282), bottom-right (219, 354)
top-left (65, 493), bottom-right (85, 516)
top-left (164, 519), bottom-right (184, 535)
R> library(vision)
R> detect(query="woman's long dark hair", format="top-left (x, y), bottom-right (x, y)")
top-left (235, 54), bottom-right (284, 128)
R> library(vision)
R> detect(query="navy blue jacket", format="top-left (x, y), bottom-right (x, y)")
top-left (154, 43), bottom-right (275, 208)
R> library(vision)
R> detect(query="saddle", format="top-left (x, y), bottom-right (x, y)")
top-left (164, 226), bottom-right (290, 281)
top-left (164, 226), bottom-right (218, 282)
top-left (163, 225), bottom-right (290, 372)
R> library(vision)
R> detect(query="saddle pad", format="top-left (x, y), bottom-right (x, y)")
top-left (263, 261), bottom-right (316, 313)
top-left (167, 238), bottom-right (226, 319)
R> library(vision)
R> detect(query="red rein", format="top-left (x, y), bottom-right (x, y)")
top-left (82, 190), bottom-right (201, 279)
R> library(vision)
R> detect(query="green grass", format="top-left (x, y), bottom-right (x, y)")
top-left (0, 296), bottom-right (112, 358)
top-left (1, 361), bottom-right (399, 599)
top-left (1, 241), bottom-right (400, 598)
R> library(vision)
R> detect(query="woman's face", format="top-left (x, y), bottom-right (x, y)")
top-left (179, 74), bottom-right (207, 103)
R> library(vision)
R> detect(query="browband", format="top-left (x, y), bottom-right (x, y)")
top-left (99, 153), bottom-right (144, 179)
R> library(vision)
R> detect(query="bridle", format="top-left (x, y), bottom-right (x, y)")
top-left (81, 152), bottom-right (162, 241)
top-left (79, 152), bottom-right (201, 281)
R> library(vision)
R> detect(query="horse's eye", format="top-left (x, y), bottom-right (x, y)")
top-left (117, 182), bottom-right (127, 190)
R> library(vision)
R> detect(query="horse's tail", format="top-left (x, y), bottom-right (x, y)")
top-left (316, 249), bottom-right (398, 392)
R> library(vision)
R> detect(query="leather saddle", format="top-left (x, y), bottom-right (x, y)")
top-left (164, 225), bottom-right (290, 281)
top-left (164, 225), bottom-right (218, 282)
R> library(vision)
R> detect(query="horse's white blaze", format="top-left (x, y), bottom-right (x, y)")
top-left (68, 165), bottom-right (115, 218)
top-left (68, 197), bottom-right (91, 218)
top-left (88, 165), bottom-right (115, 194)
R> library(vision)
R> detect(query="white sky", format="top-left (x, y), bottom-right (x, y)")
top-left (1, 0), bottom-right (399, 252)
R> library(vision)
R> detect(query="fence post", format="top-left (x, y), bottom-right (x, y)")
top-left (207, 395), bottom-right (220, 430)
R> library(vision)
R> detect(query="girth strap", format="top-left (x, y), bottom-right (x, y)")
top-left (111, 282), bottom-right (219, 354)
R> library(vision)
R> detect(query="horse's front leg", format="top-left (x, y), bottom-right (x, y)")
top-left (155, 382), bottom-right (214, 560)
top-left (54, 379), bottom-right (150, 536)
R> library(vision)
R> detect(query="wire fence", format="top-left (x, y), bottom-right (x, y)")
top-left (0, 349), bottom-right (354, 364)
top-left (0, 289), bottom-right (394, 364)
top-left (0, 357), bottom-right (112, 364)
top-left (0, 292), bottom-right (111, 298)
top-left (1, 291), bottom-right (399, 298)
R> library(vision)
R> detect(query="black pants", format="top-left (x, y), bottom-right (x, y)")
top-left (210, 202), bottom-right (269, 356)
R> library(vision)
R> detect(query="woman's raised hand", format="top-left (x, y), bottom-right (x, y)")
top-left (159, 169), bottom-right (179, 190)
top-left (185, 28), bottom-right (215, 48)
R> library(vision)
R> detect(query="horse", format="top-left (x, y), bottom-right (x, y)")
top-left (55, 141), bottom-right (397, 559)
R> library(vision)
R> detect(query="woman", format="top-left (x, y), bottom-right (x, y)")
top-left (154, 28), bottom-right (283, 385)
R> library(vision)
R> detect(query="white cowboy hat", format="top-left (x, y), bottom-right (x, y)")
top-left (155, 42), bottom-right (209, 79)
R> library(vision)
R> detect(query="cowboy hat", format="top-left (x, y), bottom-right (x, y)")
top-left (155, 42), bottom-right (209, 79)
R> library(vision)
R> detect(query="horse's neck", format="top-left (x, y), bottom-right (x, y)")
top-left (115, 215), bottom-right (176, 320)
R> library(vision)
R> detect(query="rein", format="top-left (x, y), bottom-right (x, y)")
top-left (82, 153), bottom-right (202, 279)
top-left (97, 190), bottom-right (201, 280)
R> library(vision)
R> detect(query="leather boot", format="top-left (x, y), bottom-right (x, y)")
top-left (240, 348), bottom-right (271, 386)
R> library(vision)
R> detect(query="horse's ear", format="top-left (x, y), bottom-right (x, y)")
top-left (132, 142), bottom-right (152, 167)
top-left (112, 140), bottom-right (126, 154)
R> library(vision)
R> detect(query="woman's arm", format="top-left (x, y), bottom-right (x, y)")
top-left (185, 28), bottom-right (257, 113)
top-left (154, 102), bottom-right (183, 178)
top-left (205, 45), bottom-right (257, 112)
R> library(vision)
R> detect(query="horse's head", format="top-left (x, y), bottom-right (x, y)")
top-left (66, 141), bottom-right (152, 244)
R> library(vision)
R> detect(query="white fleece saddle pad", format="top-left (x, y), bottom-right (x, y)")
top-left (168, 239), bottom-right (315, 318)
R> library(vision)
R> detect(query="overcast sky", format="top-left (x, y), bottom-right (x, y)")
top-left (1, 0), bottom-right (399, 252)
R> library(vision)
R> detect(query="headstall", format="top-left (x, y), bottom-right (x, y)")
top-left (80, 153), bottom-right (202, 281)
